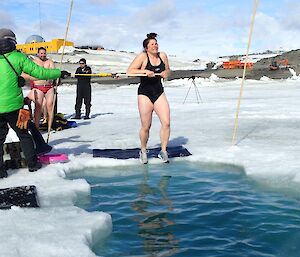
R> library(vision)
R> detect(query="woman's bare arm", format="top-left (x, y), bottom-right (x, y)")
top-left (127, 52), bottom-right (154, 76)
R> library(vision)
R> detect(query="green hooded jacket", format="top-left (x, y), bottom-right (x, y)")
top-left (0, 50), bottom-right (61, 113)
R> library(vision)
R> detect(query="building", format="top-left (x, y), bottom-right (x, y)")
top-left (16, 35), bottom-right (74, 54)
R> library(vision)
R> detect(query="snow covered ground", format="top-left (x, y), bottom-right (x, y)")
top-left (52, 46), bottom-right (207, 73)
top-left (1, 49), bottom-right (300, 256)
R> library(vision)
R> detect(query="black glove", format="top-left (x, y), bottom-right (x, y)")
top-left (23, 97), bottom-right (31, 106)
top-left (60, 70), bottom-right (71, 79)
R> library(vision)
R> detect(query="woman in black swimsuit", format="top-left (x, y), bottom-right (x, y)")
top-left (127, 33), bottom-right (171, 164)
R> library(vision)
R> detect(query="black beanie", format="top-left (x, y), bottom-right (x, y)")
top-left (0, 28), bottom-right (17, 44)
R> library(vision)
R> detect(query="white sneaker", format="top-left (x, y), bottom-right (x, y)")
top-left (139, 150), bottom-right (148, 164)
top-left (158, 150), bottom-right (169, 163)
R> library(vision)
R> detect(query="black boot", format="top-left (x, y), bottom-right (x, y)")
top-left (72, 111), bottom-right (81, 119)
top-left (0, 142), bottom-right (7, 178)
top-left (84, 108), bottom-right (90, 120)
top-left (0, 167), bottom-right (8, 178)
top-left (28, 161), bottom-right (42, 172)
top-left (36, 144), bottom-right (52, 156)
top-left (28, 121), bottom-right (52, 155)
top-left (27, 155), bottom-right (42, 172)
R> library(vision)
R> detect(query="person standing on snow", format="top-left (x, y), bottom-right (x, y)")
top-left (127, 33), bottom-right (171, 164)
top-left (74, 58), bottom-right (92, 119)
top-left (0, 28), bottom-right (70, 178)
top-left (25, 47), bottom-right (57, 129)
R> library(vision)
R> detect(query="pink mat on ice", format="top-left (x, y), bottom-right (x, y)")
top-left (38, 154), bottom-right (69, 164)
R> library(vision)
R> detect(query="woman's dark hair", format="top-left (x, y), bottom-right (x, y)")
top-left (143, 32), bottom-right (158, 49)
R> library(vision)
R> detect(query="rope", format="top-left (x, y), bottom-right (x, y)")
top-left (71, 73), bottom-right (161, 77)
top-left (231, 0), bottom-right (259, 146)
top-left (47, 0), bottom-right (74, 143)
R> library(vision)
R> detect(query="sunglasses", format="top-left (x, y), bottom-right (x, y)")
top-left (79, 62), bottom-right (85, 64)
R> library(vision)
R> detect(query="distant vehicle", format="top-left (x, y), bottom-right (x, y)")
top-left (269, 61), bottom-right (279, 70)
top-left (222, 60), bottom-right (253, 69)
top-left (269, 59), bottom-right (289, 71)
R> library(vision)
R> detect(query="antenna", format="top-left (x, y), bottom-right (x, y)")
top-left (39, 1), bottom-right (42, 37)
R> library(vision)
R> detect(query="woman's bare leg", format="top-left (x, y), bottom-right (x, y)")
top-left (138, 95), bottom-right (154, 151)
top-left (154, 93), bottom-right (170, 152)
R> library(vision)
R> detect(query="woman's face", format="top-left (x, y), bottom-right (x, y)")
top-left (146, 39), bottom-right (158, 54)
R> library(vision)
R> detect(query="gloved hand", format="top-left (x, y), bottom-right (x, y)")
top-left (60, 70), bottom-right (71, 79)
top-left (16, 109), bottom-right (30, 129)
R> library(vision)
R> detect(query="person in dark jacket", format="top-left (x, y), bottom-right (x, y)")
top-left (74, 58), bottom-right (92, 119)
top-left (0, 28), bottom-right (70, 178)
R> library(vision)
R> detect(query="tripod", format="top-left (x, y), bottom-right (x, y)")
top-left (183, 76), bottom-right (202, 104)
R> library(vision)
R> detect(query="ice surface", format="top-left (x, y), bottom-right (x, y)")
top-left (1, 49), bottom-right (300, 256)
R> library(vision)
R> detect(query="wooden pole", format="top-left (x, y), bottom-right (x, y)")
top-left (231, 0), bottom-right (259, 146)
top-left (47, 0), bottom-right (74, 143)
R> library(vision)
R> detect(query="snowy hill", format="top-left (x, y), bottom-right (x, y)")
top-left (45, 46), bottom-right (208, 73)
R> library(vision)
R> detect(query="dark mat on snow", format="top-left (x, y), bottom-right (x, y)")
top-left (0, 185), bottom-right (39, 209)
top-left (93, 145), bottom-right (192, 159)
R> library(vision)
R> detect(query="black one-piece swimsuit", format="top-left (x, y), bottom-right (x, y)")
top-left (138, 53), bottom-right (165, 104)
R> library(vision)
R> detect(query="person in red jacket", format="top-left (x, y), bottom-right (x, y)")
top-left (26, 47), bottom-right (56, 129)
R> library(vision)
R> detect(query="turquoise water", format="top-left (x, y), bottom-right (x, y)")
top-left (70, 161), bottom-right (300, 256)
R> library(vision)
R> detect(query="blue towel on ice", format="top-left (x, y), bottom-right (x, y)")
top-left (92, 145), bottom-right (191, 159)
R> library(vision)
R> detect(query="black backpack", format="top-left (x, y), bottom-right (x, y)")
top-left (39, 113), bottom-right (71, 131)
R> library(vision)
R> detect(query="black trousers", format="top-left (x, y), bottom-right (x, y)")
top-left (0, 110), bottom-right (37, 169)
top-left (75, 83), bottom-right (91, 115)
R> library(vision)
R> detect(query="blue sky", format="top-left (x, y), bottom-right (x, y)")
top-left (1, 0), bottom-right (300, 59)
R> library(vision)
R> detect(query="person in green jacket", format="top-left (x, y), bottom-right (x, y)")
top-left (0, 28), bottom-right (70, 178)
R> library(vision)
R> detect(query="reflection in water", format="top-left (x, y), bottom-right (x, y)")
top-left (131, 167), bottom-right (179, 256)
